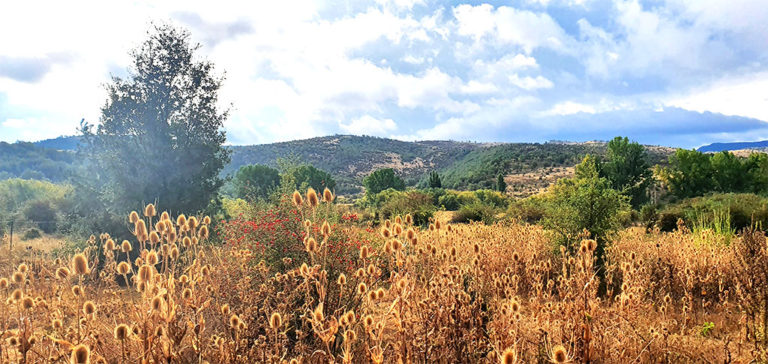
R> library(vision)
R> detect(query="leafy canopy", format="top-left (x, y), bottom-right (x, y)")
top-left (232, 165), bottom-right (280, 201)
top-left (602, 136), bottom-right (651, 207)
top-left (363, 168), bottom-right (405, 195)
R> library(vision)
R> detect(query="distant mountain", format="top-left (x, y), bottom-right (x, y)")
top-left (33, 136), bottom-right (81, 151)
top-left (698, 140), bottom-right (768, 153)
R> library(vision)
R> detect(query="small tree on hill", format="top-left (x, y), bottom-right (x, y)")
top-left (364, 168), bottom-right (405, 195)
top-left (428, 171), bottom-right (442, 188)
top-left (496, 173), bottom-right (507, 193)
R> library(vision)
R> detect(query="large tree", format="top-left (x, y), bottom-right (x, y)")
top-left (602, 136), bottom-right (651, 207)
top-left (80, 24), bottom-right (230, 215)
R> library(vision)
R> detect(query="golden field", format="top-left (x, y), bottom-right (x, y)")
top-left (0, 191), bottom-right (766, 363)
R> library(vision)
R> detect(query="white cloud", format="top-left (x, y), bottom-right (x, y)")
top-left (508, 74), bottom-right (554, 90)
top-left (339, 115), bottom-right (397, 136)
top-left (453, 4), bottom-right (571, 54)
top-left (667, 71), bottom-right (768, 122)
top-left (542, 101), bottom-right (596, 116)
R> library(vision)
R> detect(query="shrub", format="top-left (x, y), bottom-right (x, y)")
top-left (23, 199), bottom-right (58, 233)
top-left (378, 190), bottom-right (436, 226)
top-left (21, 228), bottom-right (42, 240)
top-left (506, 197), bottom-right (546, 224)
top-left (452, 202), bottom-right (498, 224)
top-left (437, 191), bottom-right (460, 210)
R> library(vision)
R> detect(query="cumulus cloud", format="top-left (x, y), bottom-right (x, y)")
top-left (1, 0), bottom-right (767, 146)
top-left (339, 115), bottom-right (397, 136)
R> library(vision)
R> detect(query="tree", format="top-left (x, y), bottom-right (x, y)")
top-left (602, 136), bottom-right (651, 208)
top-left (289, 165), bottom-right (336, 193)
top-left (363, 168), bottom-right (405, 195)
top-left (711, 151), bottom-right (748, 192)
top-left (232, 165), bottom-right (280, 201)
top-left (428, 171), bottom-right (442, 188)
top-left (496, 173), bottom-right (507, 193)
top-left (655, 149), bottom-right (713, 199)
top-left (79, 24), bottom-right (230, 216)
top-left (542, 156), bottom-right (628, 268)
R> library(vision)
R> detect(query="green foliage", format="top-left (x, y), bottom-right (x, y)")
top-left (650, 193), bottom-right (768, 233)
top-left (656, 149), bottom-right (768, 199)
top-left (699, 322), bottom-right (715, 337)
top-left (231, 164), bottom-right (280, 201)
top-left (287, 165), bottom-right (336, 193)
top-left (496, 173), bottom-right (507, 192)
top-left (23, 200), bottom-right (58, 233)
top-left (452, 202), bottom-right (498, 224)
top-left (428, 171), bottom-right (442, 188)
top-left (79, 24), bottom-right (230, 219)
top-left (378, 190), bottom-right (436, 226)
top-left (507, 196), bottom-right (547, 224)
top-left (363, 168), bottom-right (405, 195)
top-left (227, 135), bottom-right (478, 194)
top-left (541, 156), bottom-right (629, 251)
top-left (437, 192), bottom-right (460, 210)
top-left (602, 136), bottom-right (651, 208)
top-left (21, 228), bottom-right (42, 240)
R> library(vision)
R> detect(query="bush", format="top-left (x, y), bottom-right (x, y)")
top-left (378, 190), bottom-right (437, 226)
top-left (22, 228), bottom-right (42, 240)
top-left (437, 191), bottom-right (460, 210)
top-left (452, 203), bottom-right (498, 224)
top-left (23, 199), bottom-right (58, 233)
top-left (507, 197), bottom-right (546, 224)
top-left (652, 193), bottom-right (768, 232)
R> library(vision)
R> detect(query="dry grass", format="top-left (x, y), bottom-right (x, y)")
top-left (0, 193), bottom-right (766, 363)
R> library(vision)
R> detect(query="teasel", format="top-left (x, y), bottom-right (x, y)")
top-left (114, 324), bottom-right (130, 340)
top-left (323, 187), bottom-right (334, 202)
top-left (72, 253), bottom-right (89, 275)
top-left (292, 190), bottom-right (303, 207)
top-left (12, 271), bottom-right (24, 284)
top-left (121, 240), bottom-right (132, 253)
top-left (321, 220), bottom-right (331, 237)
top-left (501, 347), bottom-right (517, 364)
top-left (129, 211), bottom-right (140, 224)
top-left (70, 344), bottom-right (90, 364)
top-left (307, 187), bottom-right (319, 208)
top-left (144, 203), bottom-right (156, 218)
top-left (270, 312), bottom-right (282, 330)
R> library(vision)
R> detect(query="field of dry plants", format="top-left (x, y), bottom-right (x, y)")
top-left (1, 188), bottom-right (767, 363)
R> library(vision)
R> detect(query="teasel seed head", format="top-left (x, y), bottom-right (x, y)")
top-left (72, 253), bottom-right (89, 275)
top-left (114, 324), bottom-right (130, 341)
top-left (551, 345), bottom-right (567, 363)
top-left (70, 344), bottom-right (90, 364)
top-left (270, 312), bottom-right (282, 330)
top-left (129, 211), bottom-right (139, 224)
top-left (323, 187), bottom-right (334, 202)
top-left (83, 301), bottom-right (96, 316)
top-left (307, 187), bottom-right (319, 208)
top-left (12, 271), bottom-right (24, 284)
top-left (144, 203), bottom-right (156, 218)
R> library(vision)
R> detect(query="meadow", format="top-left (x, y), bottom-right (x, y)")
top-left (1, 188), bottom-right (765, 363)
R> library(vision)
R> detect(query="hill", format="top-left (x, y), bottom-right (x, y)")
top-left (698, 140), bottom-right (768, 152)
top-left (33, 135), bottom-right (81, 151)
top-left (4, 134), bottom-right (675, 195)
top-left (0, 141), bottom-right (76, 181)
top-left (227, 135), bottom-right (483, 194)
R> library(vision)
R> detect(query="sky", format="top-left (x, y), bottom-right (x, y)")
top-left (1, 0), bottom-right (767, 148)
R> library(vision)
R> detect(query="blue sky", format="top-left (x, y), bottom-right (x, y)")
top-left (1, 0), bottom-right (767, 148)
